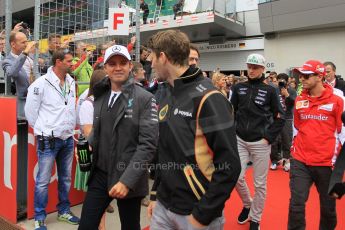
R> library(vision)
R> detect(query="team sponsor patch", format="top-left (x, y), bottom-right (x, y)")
top-left (159, 104), bottom-right (169, 121)
top-left (296, 100), bottom-right (309, 109)
top-left (173, 108), bottom-right (192, 117)
top-left (318, 103), bottom-right (334, 112)
top-left (196, 84), bottom-right (207, 93)
top-left (128, 98), bottom-right (134, 107)
top-left (150, 98), bottom-right (158, 122)
top-left (33, 87), bottom-right (39, 95)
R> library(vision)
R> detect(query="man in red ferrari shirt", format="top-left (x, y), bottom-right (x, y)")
top-left (288, 60), bottom-right (345, 230)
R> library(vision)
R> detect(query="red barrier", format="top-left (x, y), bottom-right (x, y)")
top-left (0, 97), bottom-right (85, 223)
top-left (0, 97), bottom-right (18, 223)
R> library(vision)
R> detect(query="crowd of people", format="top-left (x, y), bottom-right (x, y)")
top-left (1, 22), bottom-right (344, 230)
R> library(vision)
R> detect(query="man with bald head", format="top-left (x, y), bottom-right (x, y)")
top-left (2, 31), bottom-right (36, 119)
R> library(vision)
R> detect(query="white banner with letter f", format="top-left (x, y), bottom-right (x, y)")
top-left (108, 8), bottom-right (130, 36)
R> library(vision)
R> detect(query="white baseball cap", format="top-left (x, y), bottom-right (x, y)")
top-left (246, 53), bottom-right (266, 67)
top-left (104, 45), bottom-right (131, 64)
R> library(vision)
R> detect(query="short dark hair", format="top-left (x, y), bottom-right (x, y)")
top-left (140, 45), bottom-right (148, 55)
top-left (147, 30), bottom-right (190, 66)
top-left (277, 73), bottom-right (289, 82)
top-left (269, 71), bottom-right (277, 76)
top-left (132, 61), bottom-right (143, 73)
top-left (190, 44), bottom-right (200, 58)
top-left (48, 34), bottom-right (61, 42)
top-left (52, 48), bottom-right (72, 66)
top-left (323, 61), bottom-right (336, 71)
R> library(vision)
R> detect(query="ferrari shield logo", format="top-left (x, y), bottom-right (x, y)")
top-left (296, 100), bottom-right (309, 109)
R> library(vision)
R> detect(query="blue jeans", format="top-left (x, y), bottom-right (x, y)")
top-left (34, 136), bottom-right (74, 221)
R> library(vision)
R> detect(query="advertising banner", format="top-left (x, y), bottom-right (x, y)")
top-left (0, 97), bottom-right (18, 223)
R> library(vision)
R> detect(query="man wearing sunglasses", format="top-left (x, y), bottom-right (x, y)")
top-left (288, 60), bottom-right (345, 230)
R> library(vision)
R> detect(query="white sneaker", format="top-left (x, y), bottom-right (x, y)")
top-left (284, 161), bottom-right (290, 172)
top-left (270, 163), bottom-right (277, 170)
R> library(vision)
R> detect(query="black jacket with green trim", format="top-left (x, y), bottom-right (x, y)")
top-left (150, 67), bottom-right (241, 225)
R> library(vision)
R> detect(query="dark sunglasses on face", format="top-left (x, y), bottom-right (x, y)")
top-left (299, 73), bottom-right (318, 80)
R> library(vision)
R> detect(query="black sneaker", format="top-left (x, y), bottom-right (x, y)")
top-left (237, 207), bottom-right (250, 224)
top-left (249, 221), bottom-right (260, 230)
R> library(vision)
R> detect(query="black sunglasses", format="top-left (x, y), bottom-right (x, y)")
top-left (299, 74), bottom-right (318, 80)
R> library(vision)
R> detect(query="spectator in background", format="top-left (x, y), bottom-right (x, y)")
top-left (71, 42), bottom-right (93, 96)
top-left (189, 44), bottom-right (200, 68)
top-left (268, 71), bottom-right (278, 86)
top-left (270, 73), bottom-right (296, 171)
top-left (140, 0), bottom-right (150, 24)
top-left (211, 72), bottom-right (227, 97)
top-left (289, 78), bottom-right (298, 90)
top-left (140, 45), bottom-right (152, 83)
top-left (173, 0), bottom-right (184, 20)
top-left (189, 44), bottom-right (212, 83)
top-left (156, 0), bottom-right (163, 6)
top-left (93, 44), bottom-right (108, 70)
top-left (324, 61), bottom-right (345, 96)
top-left (0, 36), bottom-right (5, 60)
top-left (226, 74), bottom-right (236, 100)
top-left (93, 37), bottom-right (136, 71)
top-left (0, 35), bottom-right (5, 90)
top-left (2, 31), bottom-right (36, 119)
top-left (39, 34), bottom-right (62, 74)
top-left (132, 61), bottom-right (146, 87)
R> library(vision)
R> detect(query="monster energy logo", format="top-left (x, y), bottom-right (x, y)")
top-left (79, 149), bottom-right (89, 163)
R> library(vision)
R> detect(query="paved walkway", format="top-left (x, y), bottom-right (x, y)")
top-left (18, 200), bottom-right (150, 230)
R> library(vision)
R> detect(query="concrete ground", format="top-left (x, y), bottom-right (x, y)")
top-left (18, 199), bottom-right (150, 230)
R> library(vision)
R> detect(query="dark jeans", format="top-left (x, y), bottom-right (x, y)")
top-left (79, 169), bottom-right (142, 230)
top-left (271, 119), bottom-right (292, 163)
top-left (288, 159), bottom-right (337, 230)
top-left (34, 137), bottom-right (74, 220)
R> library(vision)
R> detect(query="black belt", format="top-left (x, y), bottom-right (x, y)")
top-left (37, 135), bottom-right (56, 140)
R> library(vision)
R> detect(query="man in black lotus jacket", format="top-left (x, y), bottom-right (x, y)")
top-left (78, 45), bottom-right (158, 230)
top-left (147, 29), bottom-right (241, 229)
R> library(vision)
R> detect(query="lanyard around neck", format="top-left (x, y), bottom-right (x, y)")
top-left (45, 78), bottom-right (71, 105)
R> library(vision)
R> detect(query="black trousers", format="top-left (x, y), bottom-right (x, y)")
top-left (288, 159), bottom-right (337, 230)
top-left (271, 119), bottom-right (293, 163)
top-left (143, 13), bottom-right (148, 24)
top-left (78, 169), bottom-right (142, 230)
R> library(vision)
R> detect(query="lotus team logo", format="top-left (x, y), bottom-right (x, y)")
top-left (159, 104), bottom-right (169, 121)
